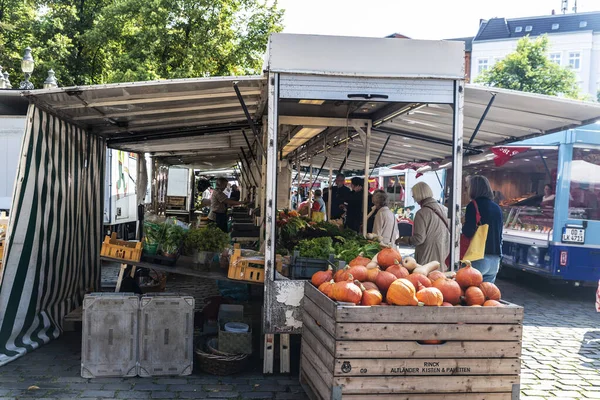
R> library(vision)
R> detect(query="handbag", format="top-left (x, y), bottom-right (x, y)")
top-left (428, 201), bottom-right (488, 265)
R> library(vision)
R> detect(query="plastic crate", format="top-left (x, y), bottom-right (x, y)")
top-left (100, 233), bottom-right (143, 262)
top-left (227, 247), bottom-right (282, 283)
top-left (81, 293), bottom-right (139, 378)
top-left (290, 251), bottom-right (339, 280)
top-left (138, 293), bottom-right (195, 377)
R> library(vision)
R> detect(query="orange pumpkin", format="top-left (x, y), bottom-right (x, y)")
top-left (347, 265), bottom-right (368, 282)
top-left (432, 278), bottom-right (462, 305)
top-left (376, 248), bottom-right (402, 268)
top-left (349, 255), bottom-right (371, 267)
top-left (416, 287), bottom-right (444, 306)
top-left (366, 267), bottom-right (381, 283)
top-left (334, 266), bottom-right (353, 282)
top-left (386, 263), bottom-right (410, 279)
top-left (311, 265), bottom-right (333, 287)
top-left (483, 299), bottom-right (504, 307)
top-left (465, 286), bottom-right (485, 306)
top-left (441, 302), bottom-right (453, 307)
top-left (480, 282), bottom-right (501, 301)
top-left (318, 280), bottom-right (335, 298)
top-left (361, 281), bottom-right (379, 291)
top-left (418, 340), bottom-right (443, 344)
top-left (407, 273), bottom-right (432, 290)
top-left (386, 279), bottom-right (418, 306)
top-left (331, 280), bottom-right (362, 304)
top-left (428, 270), bottom-right (446, 282)
top-left (455, 261), bottom-right (483, 289)
top-left (357, 281), bottom-right (383, 306)
top-left (375, 270), bottom-right (397, 293)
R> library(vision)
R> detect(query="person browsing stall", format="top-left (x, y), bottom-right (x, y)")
top-left (345, 177), bottom-right (374, 234)
top-left (209, 177), bottom-right (246, 232)
top-left (323, 174), bottom-right (352, 220)
top-left (371, 191), bottom-right (399, 247)
top-left (462, 175), bottom-right (503, 283)
top-left (397, 182), bottom-right (449, 267)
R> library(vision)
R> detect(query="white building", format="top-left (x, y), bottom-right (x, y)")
top-left (471, 11), bottom-right (600, 98)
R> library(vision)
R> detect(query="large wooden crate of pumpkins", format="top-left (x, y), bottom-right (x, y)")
top-left (300, 281), bottom-right (523, 400)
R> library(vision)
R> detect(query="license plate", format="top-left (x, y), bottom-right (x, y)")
top-left (562, 227), bottom-right (585, 244)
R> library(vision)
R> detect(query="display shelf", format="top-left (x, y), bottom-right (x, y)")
top-left (503, 229), bottom-right (551, 247)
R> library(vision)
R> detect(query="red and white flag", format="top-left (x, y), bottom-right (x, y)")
top-left (491, 146), bottom-right (531, 167)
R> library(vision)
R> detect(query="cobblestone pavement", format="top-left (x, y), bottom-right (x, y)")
top-left (0, 269), bottom-right (598, 399)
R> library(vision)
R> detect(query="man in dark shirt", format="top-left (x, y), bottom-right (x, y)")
top-left (345, 177), bottom-right (374, 234)
top-left (323, 174), bottom-right (352, 220)
top-left (230, 185), bottom-right (241, 201)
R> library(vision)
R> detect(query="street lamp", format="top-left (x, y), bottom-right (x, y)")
top-left (3, 71), bottom-right (12, 89)
top-left (19, 47), bottom-right (35, 90)
top-left (43, 69), bottom-right (57, 89)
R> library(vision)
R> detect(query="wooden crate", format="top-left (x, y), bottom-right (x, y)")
top-left (100, 233), bottom-right (143, 262)
top-left (227, 245), bottom-right (282, 283)
top-left (300, 282), bottom-right (523, 400)
top-left (166, 196), bottom-right (187, 210)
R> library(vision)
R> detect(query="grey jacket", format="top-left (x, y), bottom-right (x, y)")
top-left (408, 198), bottom-right (450, 268)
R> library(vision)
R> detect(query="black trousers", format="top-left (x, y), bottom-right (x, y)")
top-left (214, 212), bottom-right (228, 233)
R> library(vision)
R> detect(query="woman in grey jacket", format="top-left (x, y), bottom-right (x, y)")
top-left (398, 182), bottom-right (450, 268)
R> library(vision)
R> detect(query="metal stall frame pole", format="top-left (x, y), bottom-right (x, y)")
top-left (260, 116), bottom-right (268, 243)
top-left (327, 159), bottom-right (333, 221)
top-left (362, 121), bottom-right (372, 237)
top-left (263, 72), bottom-right (279, 374)
top-left (450, 80), bottom-right (465, 271)
top-left (308, 161), bottom-right (313, 219)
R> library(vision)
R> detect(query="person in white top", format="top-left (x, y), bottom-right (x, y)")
top-left (541, 184), bottom-right (556, 208)
top-left (371, 190), bottom-right (399, 248)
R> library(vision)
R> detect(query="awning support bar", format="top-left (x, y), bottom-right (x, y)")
top-left (233, 82), bottom-right (267, 157)
top-left (469, 93), bottom-right (496, 145)
top-left (339, 149), bottom-right (352, 172)
top-left (241, 130), bottom-right (258, 164)
top-left (369, 135), bottom-right (391, 178)
top-left (311, 157), bottom-right (328, 190)
top-left (240, 148), bottom-right (259, 186)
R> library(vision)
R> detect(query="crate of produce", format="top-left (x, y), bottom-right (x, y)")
top-left (300, 281), bottom-right (523, 400)
top-left (100, 232), bottom-right (143, 262)
top-left (290, 250), bottom-right (338, 280)
top-left (138, 293), bottom-right (195, 377)
top-left (227, 247), bottom-right (283, 283)
top-left (81, 293), bottom-right (140, 378)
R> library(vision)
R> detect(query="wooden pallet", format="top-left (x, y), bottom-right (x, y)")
top-left (300, 282), bottom-right (523, 400)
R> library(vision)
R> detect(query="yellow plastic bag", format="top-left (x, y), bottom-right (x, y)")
top-left (463, 223), bottom-right (488, 262)
top-left (311, 211), bottom-right (325, 222)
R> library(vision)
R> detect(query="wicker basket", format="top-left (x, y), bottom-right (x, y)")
top-left (195, 336), bottom-right (249, 375)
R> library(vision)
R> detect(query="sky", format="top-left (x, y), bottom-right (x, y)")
top-left (277, 0), bottom-right (600, 40)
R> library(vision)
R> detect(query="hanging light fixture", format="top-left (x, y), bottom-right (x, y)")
top-left (19, 47), bottom-right (35, 90)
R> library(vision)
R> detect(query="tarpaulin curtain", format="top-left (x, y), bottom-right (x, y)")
top-left (0, 105), bottom-right (105, 366)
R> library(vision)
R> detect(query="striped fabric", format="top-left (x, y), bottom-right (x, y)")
top-left (0, 105), bottom-right (105, 366)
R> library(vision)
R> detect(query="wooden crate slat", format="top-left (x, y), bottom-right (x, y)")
top-left (304, 295), bottom-right (336, 337)
top-left (336, 322), bottom-right (522, 341)
top-left (301, 338), bottom-right (334, 385)
top-left (336, 303), bottom-right (524, 324)
top-left (303, 323), bottom-right (335, 371)
top-left (302, 310), bottom-right (335, 356)
top-left (333, 357), bottom-right (520, 376)
top-left (334, 375), bottom-right (519, 394)
top-left (304, 281), bottom-right (336, 318)
top-left (341, 393), bottom-right (513, 400)
top-left (301, 355), bottom-right (331, 400)
top-left (336, 340), bottom-right (522, 359)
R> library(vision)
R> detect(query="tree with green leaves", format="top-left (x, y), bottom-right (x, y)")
top-left (0, 0), bottom-right (283, 87)
top-left (475, 35), bottom-right (581, 99)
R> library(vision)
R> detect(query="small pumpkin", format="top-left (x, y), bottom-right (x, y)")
top-left (361, 281), bottom-right (379, 291)
top-left (349, 254), bottom-right (371, 267)
top-left (483, 299), bottom-right (504, 307)
top-left (375, 270), bottom-right (398, 293)
top-left (331, 278), bottom-right (362, 304)
top-left (401, 256), bottom-right (419, 271)
top-left (366, 261), bottom-right (379, 269)
top-left (366, 267), bottom-right (381, 283)
top-left (455, 260), bottom-right (483, 289)
top-left (441, 302), bottom-right (453, 307)
top-left (407, 273), bottom-right (432, 290)
top-left (311, 265), bottom-right (333, 287)
top-left (334, 266), bottom-right (352, 282)
top-left (386, 262), bottom-right (410, 279)
top-left (376, 248), bottom-right (403, 268)
top-left (357, 281), bottom-right (383, 306)
top-left (386, 279), bottom-right (418, 306)
top-left (480, 282), bottom-right (501, 301)
top-left (465, 286), bottom-right (485, 306)
top-left (432, 278), bottom-right (462, 305)
top-left (416, 287), bottom-right (444, 306)
top-left (347, 265), bottom-right (368, 282)
top-left (428, 270), bottom-right (446, 282)
top-left (318, 280), bottom-right (335, 298)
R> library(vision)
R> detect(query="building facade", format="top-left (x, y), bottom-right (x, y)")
top-left (471, 12), bottom-right (600, 98)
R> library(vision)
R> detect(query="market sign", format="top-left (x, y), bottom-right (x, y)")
top-left (490, 146), bottom-right (531, 167)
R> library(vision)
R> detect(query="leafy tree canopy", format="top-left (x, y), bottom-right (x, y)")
top-left (475, 35), bottom-right (581, 99)
top-left (0, 0), bottom-right (283, 87)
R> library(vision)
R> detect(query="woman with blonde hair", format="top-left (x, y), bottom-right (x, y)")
top-left (397, 182), bottom-right (449, 267)
top-left (371, 190), bottom-right (399, 247)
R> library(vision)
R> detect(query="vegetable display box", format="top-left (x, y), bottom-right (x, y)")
top-left (227, 247), bottom-right (283, 283)
top-left (100, 233), bottom-right (143, 262)
top-left (290, 251), bottom-right (338, 280)
top-left (300, 282), bottom-right (523, 400)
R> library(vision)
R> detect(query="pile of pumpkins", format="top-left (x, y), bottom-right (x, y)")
top-left (311, 247), bottom-right (502, 307)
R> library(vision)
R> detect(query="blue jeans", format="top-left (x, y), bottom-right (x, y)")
top-left (471, 255), bottom-right (500, 283)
